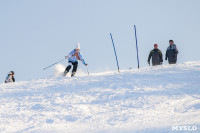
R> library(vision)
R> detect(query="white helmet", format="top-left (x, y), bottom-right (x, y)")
top-left (75, 42), bottom-right (80, 50)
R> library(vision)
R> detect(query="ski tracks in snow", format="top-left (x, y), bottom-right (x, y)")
top-left (0, 61), bottom-right (200, 133)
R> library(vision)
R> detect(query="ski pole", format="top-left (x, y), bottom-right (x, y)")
top-left (134, 25), bottom-right (140, 69)
top-left (110, 33), bottom-right (120, 72)
top-left (43, 58), bottom-right (65, 70)
top-left (86, 65), bottom-right (89, 76)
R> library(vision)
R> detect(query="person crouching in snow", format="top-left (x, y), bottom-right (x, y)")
top-left (64, 43), bottom-right (88, 77)
top-left (5, 71), bottom-right (15, 83)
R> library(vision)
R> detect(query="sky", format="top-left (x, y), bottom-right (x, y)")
top-left (0, 0), bottom-right (200, 83)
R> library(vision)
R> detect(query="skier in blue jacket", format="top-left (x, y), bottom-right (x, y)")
top-left (64, 43), bottom-right (88, 77)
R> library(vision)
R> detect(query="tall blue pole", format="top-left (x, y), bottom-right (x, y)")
top-left (110, 33), bottom-right (120, 72)
top-left (134, 25), bottom-right (140, 69)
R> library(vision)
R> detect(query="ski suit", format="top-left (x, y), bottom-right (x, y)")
top-left (5, 74), bottom-right (15, 83)
top-left (148, 49), bottom-right (163, 66)
top-left (65, 49), bottom-right (86, 75)
top-left (165, 44), bottom-right (178, 64)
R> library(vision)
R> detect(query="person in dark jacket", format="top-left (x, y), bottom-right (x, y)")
top-left (148, 44), bottom-right (163, 66)
top-left (5, 71), bottom-right (15, 83)
top-left (165, 40), bottom-right (178, 64)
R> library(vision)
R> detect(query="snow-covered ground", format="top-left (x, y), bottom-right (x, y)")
top-left (0, 61), bottom-right (200, 133)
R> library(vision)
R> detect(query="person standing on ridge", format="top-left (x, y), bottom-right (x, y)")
top-left (165, 40), bottom-right (179, 64)
top-left (64, 42), bottom-right (88, 77)
top-left (148, 44), bottom-right (163, 66)
top-left (5, 71), bottom-right (15, 83)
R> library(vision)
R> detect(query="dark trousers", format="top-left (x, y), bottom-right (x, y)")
top-left (65, 61), bottom-right (78, 73)
top-left (168, 60), bottom-right (177, 64)
top-left (152, 62), bottom-right (162, 66)
top-left (152, 64), bottom-right (161, 66)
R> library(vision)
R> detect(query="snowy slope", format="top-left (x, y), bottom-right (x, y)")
top-left (0, 61), bottom-right (200, 133)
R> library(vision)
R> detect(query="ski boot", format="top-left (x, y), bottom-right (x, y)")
top-left (71, 72), bottom-right (76, 77)
top-left (63, 70), bottom-right (68, 76)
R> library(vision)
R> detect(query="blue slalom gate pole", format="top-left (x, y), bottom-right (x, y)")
top-left (134, 25), bottom-right (140, 69)
top-left (110, 33), bottom-right (120, 72)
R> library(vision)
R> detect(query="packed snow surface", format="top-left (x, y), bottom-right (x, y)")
top-left (1, 61), bottom-right (200, 133)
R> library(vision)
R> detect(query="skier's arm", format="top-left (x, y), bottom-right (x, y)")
top-left (175, 45), bottom-right (178, 54)
top-left (148, 51), bottom-right (152, 63)
top-left (79, 53), bottom-right (87, 65)
top-left (65, 51), bottom-right (74, 59)
top-left (159, 51), bottom-right (163, 62)
top-left (165, 50), bottom-right (168, 60)
top-left (12, 77), bottom-right (15, 82)
top-left (5, 76), bottom-right (8, 83)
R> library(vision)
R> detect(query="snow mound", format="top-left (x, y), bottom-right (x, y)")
top-left (54, 64), bottom-right (87, 77)
top-left (0, 61), bottom-right (200, 133)
top-left (54, 64), bottom-right (66, 77)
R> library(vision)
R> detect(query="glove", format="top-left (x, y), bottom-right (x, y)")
top-left (165, 57), bottom-right (167, 60)
top-left (85, 63), bottom-right (88, 66)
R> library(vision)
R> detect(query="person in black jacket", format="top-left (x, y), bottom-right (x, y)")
top-left (148, 44), bottom-right (163, 66)
top-left (5, 71), bottom-right (15, 83)
top-left (165, 40), bottom-right (178, 64)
